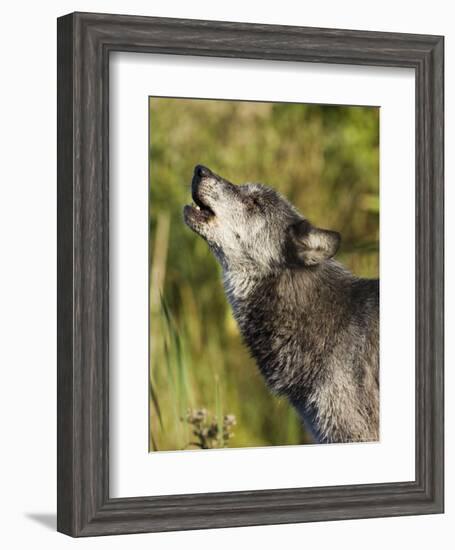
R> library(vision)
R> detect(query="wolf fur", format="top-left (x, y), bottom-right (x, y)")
top-left (184, 165), bottom-right (379, 444)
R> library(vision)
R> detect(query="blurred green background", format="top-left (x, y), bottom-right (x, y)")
top-left (149, 97), bottom-right (379, 452)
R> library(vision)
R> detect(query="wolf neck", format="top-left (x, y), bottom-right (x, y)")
top-left (222, 268), bottom-right (264, 301)
top-left (222, 261), bottom-right (351, 397)
top-left (223, 260), bottom-right (346, 317)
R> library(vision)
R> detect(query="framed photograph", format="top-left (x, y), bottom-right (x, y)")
top-left (57, 12), bottom-right (444, 536)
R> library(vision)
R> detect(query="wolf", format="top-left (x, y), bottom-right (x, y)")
top-left (184, 165), bottom-right (379, 444)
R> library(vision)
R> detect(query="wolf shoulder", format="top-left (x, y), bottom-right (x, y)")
top-left (350, 276), bottom-right (379, 320)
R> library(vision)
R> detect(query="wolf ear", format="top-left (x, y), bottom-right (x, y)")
top-left (287, 219), bottom-right (341, 266)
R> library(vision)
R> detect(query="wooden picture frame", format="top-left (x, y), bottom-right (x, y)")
top-left (57, 12), bottom-right (444, 536)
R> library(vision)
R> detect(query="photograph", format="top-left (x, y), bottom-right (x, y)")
top-left (149, 97), bottom-right (380, 451)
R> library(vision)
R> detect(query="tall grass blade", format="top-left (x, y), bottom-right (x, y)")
top-left (149, 381), bottom-right (164, 431)
top-left (150, 432), bottom-right (159, 452)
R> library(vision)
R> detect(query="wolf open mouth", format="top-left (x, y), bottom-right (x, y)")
top-left (184, 188), bottom-right (215, 223)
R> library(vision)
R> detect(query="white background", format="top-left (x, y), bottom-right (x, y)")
top-left (0, 1), bottom-right (451, 549)
top-left (111, 54), bottom-right (415, 497)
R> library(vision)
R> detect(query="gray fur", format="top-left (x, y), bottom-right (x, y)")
top-left (184, 165), bottom-right (379, 444)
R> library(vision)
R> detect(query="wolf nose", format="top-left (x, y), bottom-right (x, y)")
top-left (194, 165), bottom-right (211, 179)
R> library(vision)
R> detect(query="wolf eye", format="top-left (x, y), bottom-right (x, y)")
top-left (247, 196), bottom-right (262, 211)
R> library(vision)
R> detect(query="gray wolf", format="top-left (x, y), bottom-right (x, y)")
top-left (184, 165), bottom-right (379, 444)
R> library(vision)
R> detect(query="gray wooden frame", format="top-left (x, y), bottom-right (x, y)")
top-left (57, 12), bottom-right (444, 537)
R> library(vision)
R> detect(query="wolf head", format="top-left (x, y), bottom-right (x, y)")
top-left (184, 165), bottom-right (341, 274)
